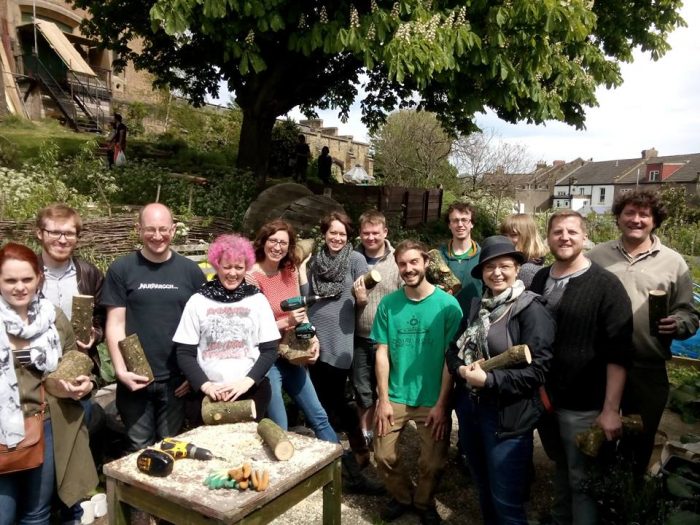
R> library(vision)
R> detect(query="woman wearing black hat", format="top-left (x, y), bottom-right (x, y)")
top-left (446, 236), bottom-right (555, 524)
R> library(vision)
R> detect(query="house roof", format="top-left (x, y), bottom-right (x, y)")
top-left (555, 158), bottom-right (643, 186)
top-left (616, 153), bottom-right (700, 184)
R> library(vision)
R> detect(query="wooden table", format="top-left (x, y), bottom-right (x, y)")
top-left (104, 423), bottom-right (343, 524)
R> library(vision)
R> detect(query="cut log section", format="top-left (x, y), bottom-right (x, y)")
top-left (426, 249), bottom-right (462, 294)
top-left (257, 418), bottom-right (295, 461)
top-left (278, 331), bottom-right (314, 365)
top-left (201, 397), bottom-right (256, 425)
top-left (295, 238), bottom-right (315, 261)
top-left (47, 350), bottom-right (93, 381)
top-left (117, 334), bottom-right (154, 382)
top-left (649, 290), bottom-right (668, 338)
top-left (363, 269), bottom-right (382, 289)
top-left (71, 294), bottom-right (94, 345)
top-left (481, 345), bottom-right (532, 372)
top-left (576, 414), bottom-right (644, 457)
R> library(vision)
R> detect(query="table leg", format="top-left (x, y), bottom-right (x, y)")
top-left (107, 478), bottom-right (129, 525)
top-left (322, 458), bottom-right (341, 525)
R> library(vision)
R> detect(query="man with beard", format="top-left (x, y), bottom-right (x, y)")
top-left (372, 240), bottom-right (462, 525)
top-left (588, 189), bottom-right (698, 478)
top-left (35, 204), bottom-right (105, 357)
top-left (102, 203), bottom-right (205, 450)
top-left (530, 211), bottom-right (633, 525)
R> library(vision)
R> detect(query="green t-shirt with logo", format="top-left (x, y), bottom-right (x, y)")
top-left (370, 287), bottom-right (462, 407)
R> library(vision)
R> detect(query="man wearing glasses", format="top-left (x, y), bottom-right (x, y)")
top-left (438, 202), bottom-right (482, 314)
top-left (102, 203), bottom-right (205, 450)
top-left (36, 204), bottom-right (106, 355)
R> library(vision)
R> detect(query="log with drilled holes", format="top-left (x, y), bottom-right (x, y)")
top-left (71, 294), bottom-right (94, 345)
top-left (576, 415), bottom-right (644, 457)
top-left (47, 350), bottom-right (93, 381)
top-left (201, 397), bottom-right (256, 425)
top-left (118, 333), bottom-right (154, 382)
top-left (426, 249), bottom-right (462, 294)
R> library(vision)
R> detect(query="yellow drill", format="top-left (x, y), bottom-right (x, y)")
top-left (159, 438), bottom-right (225, 461)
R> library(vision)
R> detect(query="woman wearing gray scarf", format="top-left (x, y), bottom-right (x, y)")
top-left (0, 243), bottom-right (96, 524)
top-left (445, 236), bottom-right (555, 525)
top-left (301, 212), bottom-right (383, 494)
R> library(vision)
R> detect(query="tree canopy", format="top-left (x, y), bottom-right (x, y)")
top-left (71, 0), bottom-right (685, 187)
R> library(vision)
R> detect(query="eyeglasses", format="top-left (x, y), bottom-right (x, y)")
top-left (450, 218), bottom-right (471, 224)
top-left (483, 263), bottom-right (517, 274)
top-left (42, 229), bottom-right (78, 241)
top-left (267, 239), bottom-right (289, 248)
top-left (141, 226), bottom-right (174, 237)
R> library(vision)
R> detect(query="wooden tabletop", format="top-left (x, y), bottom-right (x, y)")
top-left (103, 423), bottom-right (343, 523)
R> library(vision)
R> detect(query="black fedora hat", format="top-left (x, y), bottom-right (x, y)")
top-left (471, 236), bottom-right (526, 279)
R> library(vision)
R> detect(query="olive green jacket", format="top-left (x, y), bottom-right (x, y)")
top-left (15, 306), bottom-right (98, 507)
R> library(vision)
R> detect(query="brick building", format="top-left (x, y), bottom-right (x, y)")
top-left (0, 0), bottom-right (157, 129)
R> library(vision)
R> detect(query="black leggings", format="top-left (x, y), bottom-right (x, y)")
top-left (309, 360), bottom-right (365, 453)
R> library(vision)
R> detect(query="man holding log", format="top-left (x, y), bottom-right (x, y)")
top-left (352, 209), bottom-right (403, 452)
top-left (530, 211), bottom-right (633, 525)
top-left (588, 189), bottom-right (699, 478)
top-left (372, 240), bottom-right (462, 525)
top-left (102, 203), bottom-right (206, 450)
top-left (35, 204), bottom-right (105, 358)
top-left (438, 202), bottom-right (482, 314)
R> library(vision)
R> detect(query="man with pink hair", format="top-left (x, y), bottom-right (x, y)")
top-left (102, 203), bottom-right (206, 450)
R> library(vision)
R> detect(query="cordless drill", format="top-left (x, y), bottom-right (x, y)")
top-left (279, 294), bottom-right (323, 312)
top-left (159, 438), bottom-right (225, 461)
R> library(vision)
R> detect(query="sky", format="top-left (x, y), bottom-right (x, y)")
top-left (282, 2), bottom-right (700, 168)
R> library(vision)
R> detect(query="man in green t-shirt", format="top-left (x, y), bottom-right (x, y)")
top-left (371, 240), bottom-right (462, 525)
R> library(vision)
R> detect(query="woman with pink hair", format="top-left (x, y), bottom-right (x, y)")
top-left (173, 234), bottom-right (279, 420)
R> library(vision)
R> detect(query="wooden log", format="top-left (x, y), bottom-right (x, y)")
top-left (480, 345), bottom-right (532, 372)
top-left (257, 418), bottom-right (295, 461)
top-left (278, 330), bottom-right (314, 365)
top-left (71, 294), bottom-right (94, 345)
top-left (47, 350), bottom-right (93, 381)
top-left (426, 249), bottom-right (462, 294)
top-left (363, 269), bottom-right (382, 289)
top-left (117, 334), bottom-right (154, 382)
top-left (576, 415), bottom-right (644, 457)
top-left (201, 397), bottom-right (256, 425)
top-left (649, 289), bottom-right (668, 338)
top-left (295, 238), bottom-right (315, 261)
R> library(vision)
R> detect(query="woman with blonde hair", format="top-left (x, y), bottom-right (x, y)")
top-left (500, 213), bottom-right (548, 288)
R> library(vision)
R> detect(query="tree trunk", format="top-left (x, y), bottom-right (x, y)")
top-left (236, 107), bottom-right (278, 191)
top-left (257, 418), bottom-right (295, 461)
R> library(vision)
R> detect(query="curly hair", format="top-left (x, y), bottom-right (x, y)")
top-left (611, 189), bottom-right (668, 229)
top-left (445, 202), bottom-right (476, 224)
top-left (253, 220), bottom-right (300, 270)
top-left (207, 234), bottom-right (255, 270)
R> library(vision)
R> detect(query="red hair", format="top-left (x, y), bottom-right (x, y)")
top-left (0, 242), bottom-right (42, 277)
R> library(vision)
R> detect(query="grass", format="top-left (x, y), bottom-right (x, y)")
top-left (0, 117), bottom-right (98, 163)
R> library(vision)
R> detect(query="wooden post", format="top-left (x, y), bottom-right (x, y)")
top-left (155, 184), bottom-right (161, 203)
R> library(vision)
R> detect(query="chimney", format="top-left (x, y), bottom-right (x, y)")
top-left (553, 160), bottom-right (565, 167)
top-left (641, 147), bottom-right (658, 159)
top-left (536, 161), bottom-right (547, 169)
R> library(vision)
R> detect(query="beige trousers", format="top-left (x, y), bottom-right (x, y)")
top-left (373, 402), bottom-right (449, 510)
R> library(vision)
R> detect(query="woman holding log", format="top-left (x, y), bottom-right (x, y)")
top-left (500, 213), bottom-right (548, 288)
top-left (248, 219), bottom-right (337, 442)
top-left (0, 242), bottom-right (97, 524)
top-left (174, 234), bottom-right (279, 421)
top-left (446, 236), bottom-right (555, 525)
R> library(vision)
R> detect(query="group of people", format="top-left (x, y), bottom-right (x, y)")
top-left (1, 187), bottom-right (696, 525)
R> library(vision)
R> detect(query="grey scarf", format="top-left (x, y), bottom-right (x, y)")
top-left (456, 280), bottom-right (525, 366)
top-left (0, 297), bottom-right (61, 446)
top-left (309, 243), bottom-right (353, 297)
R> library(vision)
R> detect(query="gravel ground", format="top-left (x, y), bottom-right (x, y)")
top-left (270, 415), bottom-right (556, 525)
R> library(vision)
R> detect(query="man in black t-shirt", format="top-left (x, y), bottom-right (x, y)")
top-left (102, 203), bottom-right (205, 450)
